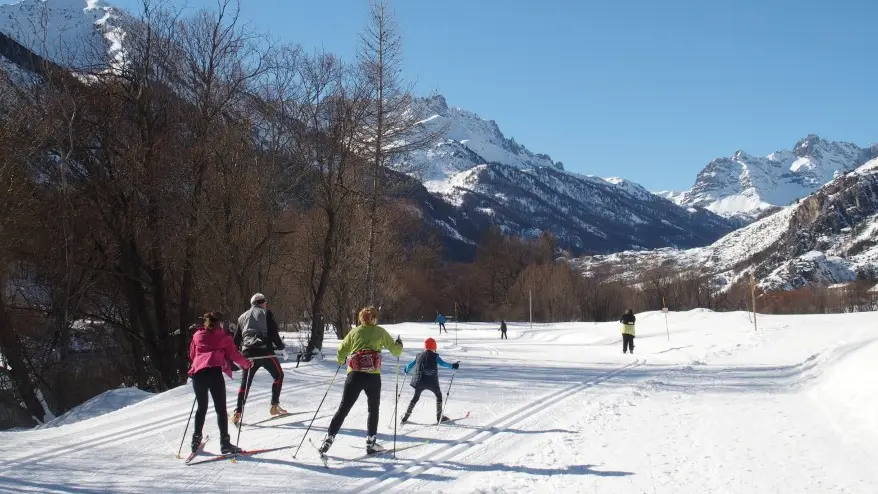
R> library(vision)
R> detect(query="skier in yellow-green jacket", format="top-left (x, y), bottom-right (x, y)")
top-left (318, 306), bottom-right (403, 455)
top-left (621, 308), bottom-right (636, 354)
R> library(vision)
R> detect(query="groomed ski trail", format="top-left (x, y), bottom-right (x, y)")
top-left (350, 358), bottom-right (646, 493)
top-left (0, 370), bottom-right (331, 469)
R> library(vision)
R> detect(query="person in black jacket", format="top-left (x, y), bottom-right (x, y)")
top-left (620, 308), bottom-right (636, 354)
top-left (499, 320), bottom-right (508, 339)
top-left (231, 293), bottom-right (286, 425)
top-left (400, 338), bottom-right (459, 424)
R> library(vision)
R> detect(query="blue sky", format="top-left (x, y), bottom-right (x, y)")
top-left (22, 0), bottom-right (878, 190)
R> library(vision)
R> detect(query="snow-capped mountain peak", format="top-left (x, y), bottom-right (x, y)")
top-left (670, 135), bottom-right (874, 220)
top-left (401, 96), bottom-right (563, 191)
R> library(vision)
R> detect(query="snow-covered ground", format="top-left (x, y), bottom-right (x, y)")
top-left (2, 310), bottom-right (878, 493)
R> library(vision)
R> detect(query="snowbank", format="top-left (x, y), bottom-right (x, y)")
top-left (40, 387), bottom-right (153, 429)
top-left (812, 339), bottom-right (878, 438)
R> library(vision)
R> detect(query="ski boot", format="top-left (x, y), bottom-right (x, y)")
top-left (318, 434), bottom-right (335, 454)
top-left (230, 410), bottom-right (242, 426)
top-left (191, 433), bottom-right (202, 453)
top-left (269, 404), bottom-right (288, 416)
top-left (437, 415), bottom-right (451, 423)
top-left (400, 413), bottom-right (410, 424)
top-left (366, 435), bottom-right (386, 455)
top-left (220, 434), bottom-right (243, 455)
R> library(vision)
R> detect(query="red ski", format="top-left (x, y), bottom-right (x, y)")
top-left (183, 435), bottom-right (210, 464)
top-left (186, 445), bottom-right (293, 466)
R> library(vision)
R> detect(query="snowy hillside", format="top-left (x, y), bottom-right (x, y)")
top-left (395, 96), bottom-right (736, 253)
top-left (0, 0), bottom-right (123, 69)
top-left (578, 159), bottom-right (878, 291)
top-left (430, 162), bottom-right (734, 253)
top-left (665, 135), bottom-right (875, 220)
top-left (3, 311), bottom-right (878, 492)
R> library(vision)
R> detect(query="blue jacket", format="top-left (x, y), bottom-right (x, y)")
top-left (436, 314), bottom-right (447, 324)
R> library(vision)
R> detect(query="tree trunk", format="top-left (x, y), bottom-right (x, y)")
top-left (306, 210), bottom-right (337, 360)
top-left (120, 239), bottom-right (168, 391)
top-left (0, 289), bottom-right (45, 423)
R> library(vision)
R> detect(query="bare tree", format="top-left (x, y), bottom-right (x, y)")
top-left (357, 0), bottom-right (440, 306)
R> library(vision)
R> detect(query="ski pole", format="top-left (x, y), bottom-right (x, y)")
top-left (387, 372), bottom-right (412, 428)
top-left (393, 356), bottom-right (400, 458)
top-left (438, 369), bottom-right (457, 426)
top-left (232, 364), bottom-right (255, 463)
top-left (176, 396), bottom-right (197, 458)
top-left (248, 353), bottom-right (285, 362)
top-left (292, 362), bottom-right (342, 458)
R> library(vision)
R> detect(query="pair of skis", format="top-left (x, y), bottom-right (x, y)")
top-left (239, 409), bottom-right (315, 428)
top-left (401, 411), bottom-right (471, 427)
top-left (184, 437), bottom-right (293, 466)
top-left (311, 411), bottom-right (470, 469)
top-left (308, 438), bottom-right (431, 469)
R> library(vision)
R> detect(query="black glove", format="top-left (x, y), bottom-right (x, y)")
top-left (275, 341), bottom-right (286, 351)
top-left (451, 362), bottom-right (460, 370)
top-left (395, 335), bottom-right (403, 347)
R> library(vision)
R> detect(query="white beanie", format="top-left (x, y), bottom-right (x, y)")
top-left (250, 293), bottom-right (266, 305)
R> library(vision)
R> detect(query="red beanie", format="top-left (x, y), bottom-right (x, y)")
top-left (424, 338), bottom-right (437, 351)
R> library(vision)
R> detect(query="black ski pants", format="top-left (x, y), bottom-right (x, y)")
top-left (191, 367), bottom-right (228, 437)
top-left (403, 383), bottom-right (442, 420)
top-left (622, 333), bottom-right (635, 353)
top-left (236, 356), bottom-right (284, 412)
top-left (327, 371), bottom-right (381, 437)
top-left (500, 330), bottom-right (508, 340)
top-left (439, 322), bottom-right (447, 333)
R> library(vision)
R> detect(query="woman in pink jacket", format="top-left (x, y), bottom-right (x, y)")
top-left (189, 312), bottom-right (251, 454)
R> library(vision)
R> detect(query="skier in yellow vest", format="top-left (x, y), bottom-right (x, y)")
top-left (318, 306), bottom-right (403, 455)
top-left (620, 308), bottom-right (636, 354)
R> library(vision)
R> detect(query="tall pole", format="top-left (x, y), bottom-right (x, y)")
top-left (750, 269), bottom-right (758, 332)
top-left (454, 302), bottom-right (458, 345)
top-left (529, 289), bottom-right (533, 330)
top-left (662, 296), bottom-right (669, 341)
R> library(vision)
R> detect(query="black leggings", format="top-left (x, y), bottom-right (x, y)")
top-left (622, 333), bottom-right (635, 353)
top-left (404, 384), bottom-right (442, 419)
top-left (191, 367), bottom-right (228, 437)
top-left (235, 357), bottom-right (284, 412)
top-left (327, 372), bottom-right (381, 437)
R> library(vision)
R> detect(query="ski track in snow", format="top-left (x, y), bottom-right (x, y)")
top-left (354, 359), bottom-right (646, 493)
top-left (3, 313), bottom-right (878, 493)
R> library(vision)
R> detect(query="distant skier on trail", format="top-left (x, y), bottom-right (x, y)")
top-left (188, 312), bottom-right (251, 454)
top-left (436, 312), bottom-right (448, 334)
top-left (621, 308), bottom-right (636, 354)
top-left (401, 337), bottom-right (459, 424)
top-left (231, 293), bottom-right (287, 425)
top-left (318, 306), bottom-right (403, 455)
top-left (499, 320), bottom-right (508, 339)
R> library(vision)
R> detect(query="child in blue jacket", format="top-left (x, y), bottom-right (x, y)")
top-left (401, 338), bottom-right (459, 424)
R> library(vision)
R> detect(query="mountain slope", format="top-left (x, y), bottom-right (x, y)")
top-left (578, 158), bottom-right (878, 290)
top-left (435, 163), bottom-right (733, 253)
top-left (393, 96), bottom-right (737, 254)
top-left (668, 135), bottom-right (875, 220)
top-left (0, 0), bottom-right (123, 69)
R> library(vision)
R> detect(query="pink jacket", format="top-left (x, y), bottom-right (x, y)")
top-left (188, 325), bottom-right (251, 377)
